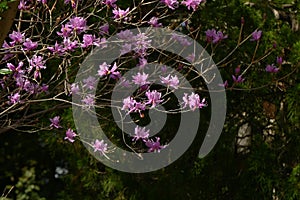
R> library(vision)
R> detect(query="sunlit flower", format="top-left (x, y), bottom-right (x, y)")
top-left (64, 129), bottom-right (77, 143)
top-left (50, 116), bottom-right (62, 129)
top-left (92, 139), bottom-right (108, 155)
top-left (144, 137), bottom-right (167, 152)
top-left (133, 126), bottom-right (149, 141)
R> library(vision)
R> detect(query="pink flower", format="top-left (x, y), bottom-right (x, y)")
top-left (171, 33), bottom-right (192, 46)
top-left (181, 0), bottom-right (204, 11)
top-left (145, 90), bottom-right (163, 108)
top-left (98, 62), bottom-right (121, 79)
top-left (132, 72), bottom-right (150, 86)
top-left (57, 24), bottom-right (73, 37)
top-left (276, 57), bottom-right (283, 65)
top-left (23, 38), bottom-right (38, 51)
top-left (251, 30), bottom-right (262, 41)
top-left (64, 129), bottom-right (77, 143)
top-left (68, 17), bottom-right (87, 34)
top-left (122, 96), bottom-right (146, 114)
top-left (205, 29), bottom-right (227, 43)
top-left (161, 0), bottom-right (179, 10)
top-left (102, 0), bottom-right (117, 7)
top-left (133, 126), bottom-right (149, 141)
top-left (63, 38), bottom-right (78, 52)
top-left (187, 53), bottom-right (195, 62)
top-left (8, 93), bottom-right (21, 105)
top-left (18, 0), bottom-right (31, 10)
top-left (112, 7), bottom-right (130, 20)
top-left (81, 94), bottom-right (95, 108)
top-left (92, 139), bottom-right (108, 155)
top-left (182, 92), bottom-right (207, 111)
top-left (122, 96), bottom-right (136, 111)
top-left (50, 116), bottom-right (62, 129)
top-left (232, 75), bottom-right (245, 83)
top-left (117, 29), bottom-right (134, 40)
top-left (137, 57), bottom-right (148, 70)
top-left (48, 42), bottom-right (65, 56)
top-left (218, 80), bottom-right (228, 88)
top-left (144, 137), bottom-right (167, 153)
top-left (99, 24), bottom-right (109, 35)
top-left (83, 76), bottom-right (97, 90)
top-left (81, 34), bottom-right (102, 48)
top-left (9, 31), bottom-right (25, 45)
top-left (37, 0), bottom-right (47, 4)
top-left (148, 17), bottom-right (162, 27)
top-left (7, 62), bottom-right (24, 77)
top-left (265, 64), bottom-right (279, 73)
top-left (160, 74), bottom-right (179, 89)
top-left (70, 83), bottom-right (80, 95)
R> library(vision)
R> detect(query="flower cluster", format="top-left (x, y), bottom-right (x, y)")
top-left (1, 0), bottom-right (284, 163)
top-left (49, 116), bottom-right (77, 143)
top-left (132, 126), bottom-right (167, 153)
top-left (205, 29), bottom-right (228, 43)
top-left (183, 92), bottom-right (207, 111)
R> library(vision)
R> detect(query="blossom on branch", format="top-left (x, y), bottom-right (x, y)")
top-left (64, 129), bottom-right (77, 143)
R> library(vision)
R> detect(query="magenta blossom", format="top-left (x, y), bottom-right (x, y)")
top-left (64, 0), bottom-right (76, 8)
top-left (148, 17), bottom-right (162, 27)
top-left (81, 94), bottom-right (95, 108)
top-left (92, 139), bottom-right (108, 155)
top-left (265, 64), bottom-right (279, 73)
top-left (251, 30), bottom-right (262, 41)
top-left (37, 0), bottom-right (47, 4)
top-left (83, 76), bottom-right (97, 90)
top-left (160, 74), bottom-right (179, 89)
top-left (133, 126), bottom-right (150, 141)
top-left (145, 90), bottom-right (163, 108)
top-left (119, 77), bottom-right (131, 88)
top-left (102, 0), bottom-right (117, 7)
top-left (218, 80), bottom-right (228, 88)
top-left (183, 92), bottom-right (207, 111)
top-left (122, 96), bottom-right (136, 112)
top-left (8, 93), bottom-right (21, 105)
top-left (277, 57), bottom-right (283, 65)
top-left (2, 41), bottom-right (14, 60)
top-left (99, 23), bottom-right (109, 35)
top-left (7, 62), bottom-right (24, 77)
top-left (68, 17), bottom-right (87, 34)
top-left (232, 75), bottom-right (245, 83)
top-left (235, 66), bottom-right (241, 75)
top-left (161, 0), bottom-right (179, 10)
top-left (23, 38), bottom-right (38, 51)
top-left (70, 83), bottom-right (80, 95)
top-left (57, 24), bottom-right (73, 37)
top-left (48, 42), bottom-right (65, 56)
top-left (187, 53), bottom-right (195, 62)
top-left (132, 72), bottom-right (150, 86)
top-left (137, 57), bottom-right (148, 70)
top-left (98, 62), bottom-right (121, 79)
top-left (9, 31), bottom-right (25, 45)
top-left (122, 96), bottom-right (146, 114)
top-left (112, 7), bottom-right (130, 20)
top-left (171, 33), bottom-right (192, 46)
top-left (181, 0), bottom-right (204, 11)
top-left (18, 0), bottom-right (31, 10)
top-left (144, 137), bottom-right (167, 153)
top-left (205, 29), bottom-right (227, 43)
top-left (50, 116), bottom-right (62, 129)
top-left (81, 34), bottom-right (100, 48)
top-left (64, 129), bottom-right (77, 143)
top-left (117, 29), bottom-right (134, 40)
top-left (63, 38), bottom-right (78, 52)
